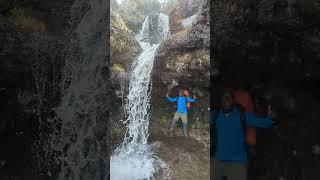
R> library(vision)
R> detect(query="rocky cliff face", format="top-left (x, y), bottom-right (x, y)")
top-left (1, 0), bottom-right (109, 179)
top-left (0, 0), bottom-right (69, 178)
top-left (168, 0), bottom-right (204, 34)
top-left (211, 0), bottom-right (320, 179)
top-left (157, 0), bottom-right (209, 54)
top-left (212, 0), bottom-right (320, 79)
top-left (149, 0), bottom-right (210, 132)
top-left (110, 11), bottom-right (141, 82)
top-left (0, 1), bottom-right (70, 132)
top-left (152, 0), bottom-right (209, 95)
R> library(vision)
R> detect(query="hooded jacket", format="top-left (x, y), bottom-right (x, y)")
top-left (211, 106), bottom-right (272, 162)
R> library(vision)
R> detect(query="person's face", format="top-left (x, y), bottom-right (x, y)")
top-left (222, 93), bottom-right (234, 110)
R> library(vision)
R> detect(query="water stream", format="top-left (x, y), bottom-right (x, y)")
top-left (31, 0), bottom-right (108, 179)
top-left (110, 13), bottom-right (170, 180)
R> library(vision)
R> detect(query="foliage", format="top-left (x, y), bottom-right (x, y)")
top-left (159, 26), bottom-right (190, 49)
top-left (116, 0), bottom-right (162, 32)
top-left (109, 116), bottom-right (126, 146)
top-left (195, 49), bottom-right (210, 64)
top-left (158, 112), bottom-right (170, 126)
top-left (111, 64), bottom-right (125, 73)
top-left (110, 125), bottom-right (123, 140)
top-left (110, 12), bottom-right (128, 32)
top-left (9, 8), bottom-right (46, 32)
top-left (110, 12), bottom-right (140, 56)
top-left (110, 30), bottom-right (139, 55)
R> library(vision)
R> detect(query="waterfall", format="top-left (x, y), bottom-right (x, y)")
top-left (57, 1), bottom-right (108, 180)
top-left (30, 0), bottom-right (108, 179)
top-left (110, 13), bottom-right (170, 180)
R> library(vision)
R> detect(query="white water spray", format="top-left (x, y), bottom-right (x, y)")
top-left (32, 0), bottom-right (109, 179)
top-left (110, 13), bottom-right (170, 180)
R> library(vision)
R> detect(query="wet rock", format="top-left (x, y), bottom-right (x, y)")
top-left (80, 161), bottom-right (106, 180)
top-left (168, 0), bottom-right (204, 34)
top-left (211, 1), bottom-right (320, 179)
top-left (0, 0), bottom-right (11, 13)
top-left (157, 0), bottom-right (209, 57)
top-left (150, 131), bottom-right (209, 179)
top-left (1, 0), bottom-right (109, 179)
top-left (153, 49), bottom-right (209, 88)
top-left (151, 1), bottom-right (209, 107)
top-left (150, 0), bottom-right (210, 135)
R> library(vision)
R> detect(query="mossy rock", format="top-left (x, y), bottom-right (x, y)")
top-left (111, 64), bottom-right (125, 74)
top-left (121, 14), bottom-right (145, 33)
top-left (111, 11), bottom-right (128, 32)
top-left (110, 11), bottom-right (141, 70)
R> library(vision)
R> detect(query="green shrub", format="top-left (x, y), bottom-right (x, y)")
top-left (159, 112), bottom-right (169, 126)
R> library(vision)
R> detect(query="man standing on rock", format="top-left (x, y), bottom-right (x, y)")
top-left (210, 90), bottom-right (275, 180)
top-left (166, 89), bottom-right (197, 136)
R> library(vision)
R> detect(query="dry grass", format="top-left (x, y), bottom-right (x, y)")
top-left (111, 63), bottom-right (125, 73)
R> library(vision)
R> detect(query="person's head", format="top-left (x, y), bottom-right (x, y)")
top-left (221, 90), bottom-right (234, 111)
top-left (182, 89), bottom-right (189, 97)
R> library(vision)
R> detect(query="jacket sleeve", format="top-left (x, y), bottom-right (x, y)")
top-left (167, 97), bottom-right (177, 102)
top-left (245, 112), bottom-right (272, 128)
top-left (186, 97), bottom-right (196, 102)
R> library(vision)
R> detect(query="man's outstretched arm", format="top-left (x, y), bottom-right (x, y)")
top-left (166, 93), bottom-right (177, 102)
top-left (186, 95), bottom-right (197, 102)
top-left (245, 112), bottom-right (273, 128)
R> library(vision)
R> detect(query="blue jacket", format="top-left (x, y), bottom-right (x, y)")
top-left (167, 96), bottom-right (196, 114)
top-left (210, 106), bottom-right (272, 163)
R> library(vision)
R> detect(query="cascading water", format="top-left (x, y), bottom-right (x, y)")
top-left (110, 13), bottom-right (171, 179)
top-left (56, 1), bottom-right (108, 180)
top-left (31, 0), bottom-right (108, 179)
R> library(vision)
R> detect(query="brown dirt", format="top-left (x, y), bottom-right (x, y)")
top-left (149, 125), bottom-right (210, 180)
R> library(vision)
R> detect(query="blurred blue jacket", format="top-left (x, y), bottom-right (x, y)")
top-left (210, 106), bottom-right (272, 162)
top-left (167, 96), bottom-right (196, 114)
